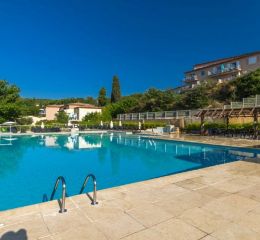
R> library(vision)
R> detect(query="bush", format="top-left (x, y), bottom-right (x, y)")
top-left (16, 117), bottom-right (33, 125)
top-left (204, 122), bottom-right (226, 130)
top-left (185, 123), bottom-right (201, 132)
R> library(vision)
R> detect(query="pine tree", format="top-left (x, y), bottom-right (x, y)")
top-left (98, 87), bottom-right (107, 106)
top-left (111, 75), bottom-right (121, 103)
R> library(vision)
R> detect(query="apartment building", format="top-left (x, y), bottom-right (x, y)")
top-left (184, 51), bottom-right (260, 89)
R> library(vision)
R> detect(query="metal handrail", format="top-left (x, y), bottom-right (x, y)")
top-left (80, 174), bottom-right (98, 205)
top-left (50, 176), bottom-right (67, 213)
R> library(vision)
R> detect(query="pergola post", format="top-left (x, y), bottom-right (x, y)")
top-left (253, 109), bottom-right (258, 139)
top-left (200, 112), bottom-right (205, 135)
top-left (226, 115), bottom-right (229, 130)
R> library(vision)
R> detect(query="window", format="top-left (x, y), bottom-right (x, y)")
top-left (200, 70), bottom-right (205, 76)
top-left (248, 56), bottom-right (257, 65)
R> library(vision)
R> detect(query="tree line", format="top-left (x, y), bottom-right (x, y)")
top-left (0, 68), bottom-right (260, 123)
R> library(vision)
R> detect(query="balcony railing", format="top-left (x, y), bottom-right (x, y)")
top-left (184, 75), bottom-right (198, 82)
top-left (208, 66), bottom-right (241, 76)
top-left (117, 110), bottom-right (200, 121)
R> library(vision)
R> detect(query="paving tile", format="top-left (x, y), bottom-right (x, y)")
top-left (200, 235), bottom-right (217, 240)
top-left (211, 222), bottom-right (259, 240)
top-left (0, 204), bottom-right (40, 220)
top-left (175, 179), bottom-right (206, 190)
top-left (237, 211), bottom-right (260, 233)
top-left (156, 183), bottom-right (191, 201)
top-left (178, 207), bottom-right (230, 234)
top-left (195, 186), bottom-right (230, 199)
top-left (39, 236), bottom-right (54, 240)
top-left (153, 199), bottom-right (190, 217)
top-left (191, 175), bottom-right (232, 185)
top-left (68, 194), bottom-right (95, 207)
top-left (93, 188), bottom-right (127, 201)
top-left (173, 190), bottom-right (214, 208)
top-left (141, 177), bottom-right (175, 189)
top-left (237, 184), bottom-right (260, 202)
top-left (202, 194), bottom-right (260, 221)
top-left (52, 224), bottom-right (107, 240)
top-left (154, 191), bottom-right (213, 218)
top-left (0, 217), bottom-right (49, 240)
top-left (42, 208), bottom-right (90, 234)
top-left (151, 218), bottom-right (206, 240)
top-left (95, 212), bottom-right (144, 239)
top-left (102, 198), bottom-right (139, 211)
top-left (0, 212), bottom-right (44, 227)
top-left (126, 203), bottom-right (173, 227)
top-left (124, 188), bottom-right (165, 203)
top-left (213, 178), bottom-right (254, 193)
top-left (39, 198), bottom-right (76, 215)
top-left (80, 202), bottom-right (124, 222)
top-left (122, 228), bottom-right (167, 240)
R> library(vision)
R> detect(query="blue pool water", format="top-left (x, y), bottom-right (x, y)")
top-left (0, 133), bottom-right (259, 211)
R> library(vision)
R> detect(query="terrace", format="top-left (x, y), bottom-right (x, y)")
top-left (1, 158), bottom-right (260, 240)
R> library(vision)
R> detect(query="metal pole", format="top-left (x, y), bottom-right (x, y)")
top-left (226, 115), bottom-right (229, 130)
top-left (200, 113), bottom-right (205, 135)
top-left (254, 109), bottom-right (258, 140)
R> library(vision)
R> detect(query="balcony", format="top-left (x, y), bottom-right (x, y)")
top-left (208, 65), bottom-right (241, 77)
top-left (184, 75), bottom-right (198, 83)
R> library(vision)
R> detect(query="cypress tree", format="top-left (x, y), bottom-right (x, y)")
top-left (111, 75), bottom-right (121, 103)
top-left (98, 87), bottom-right (107, 106)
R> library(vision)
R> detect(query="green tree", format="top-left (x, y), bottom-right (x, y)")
top-left (85, 96), bottom-right (97, 105)
top-left (0, 80), bottom-right (20, 103)
top-left (179, 85), bottom-right (209, 109)
top-left (0, 80), bottom-right (21, 123)
top-left (111, 75), bottom-right (121, 103)
top-left (98, 87), bottom-right (107, 106)
top-left (233, 68), bottom-right (260, 100)
top-left (55, 110), bottom-right (69, 124)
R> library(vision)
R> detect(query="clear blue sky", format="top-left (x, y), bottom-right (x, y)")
top-left (0, 0), bottom-right (259, 99)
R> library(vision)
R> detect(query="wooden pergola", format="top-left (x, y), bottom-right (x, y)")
top-left (195, 105), bottom-right (260, 139)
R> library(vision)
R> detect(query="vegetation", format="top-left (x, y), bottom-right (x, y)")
top-left (98, 87), bottom-right (107, 106)
top-left (0, 80), bottom-right (21, 123)
top-left (79, 120), bottom-right (166, 130)
top-left (111, 75), bottom-right (121, 103)
top-left (55, 110), bottom-right (69, 124)
top-left (1, 69), bottom-right (260, 126)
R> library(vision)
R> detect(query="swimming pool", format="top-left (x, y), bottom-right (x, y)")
top-left (0, 133), bottom-right (259, 211)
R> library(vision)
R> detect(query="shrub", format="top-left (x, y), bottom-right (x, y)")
top-left (16, 117), bottom-right (33, 125)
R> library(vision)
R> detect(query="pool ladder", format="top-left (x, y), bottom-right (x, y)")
top-left (51, 176), bottom-right (67, 213)
top-left (50, 174), bottom-right (97, 213)
top-left (80, 174), bottom-right (98, 205)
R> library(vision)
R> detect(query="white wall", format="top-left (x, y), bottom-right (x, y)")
top-left (77, 108), bottom-right (102, 121)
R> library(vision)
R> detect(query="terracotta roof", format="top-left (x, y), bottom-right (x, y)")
top-left (67, 103), bottom-right (102, 109)
top-left (46, 104), bottom-right (64, 108)
top-left (45, 103), bottom-right (101, 109)
top-left (74, 105), bottom-right (102, 109)
top-left (185, 51), bottom-right (260, 73)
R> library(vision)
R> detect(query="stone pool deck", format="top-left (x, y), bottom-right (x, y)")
top-left (1, 159), bottom-right (260, 240)
top-left (146, 133), bottom-right (260, 148)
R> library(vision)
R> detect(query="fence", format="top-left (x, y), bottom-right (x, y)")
top-left (224, 95), bottom-right (260, 109)
top-left (118, 95), bottom-right (260, 121)
top-left (117, 110), bottom-right (200, 121)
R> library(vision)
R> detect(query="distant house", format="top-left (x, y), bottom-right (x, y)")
top-left (184, 51), bottom-right (260, 89)
top-left (45, 105), bottom-right (64, 121)
top-left (45, 103), bottom-right (102, 121)
top-left (64, 103), bottom-right (102, 121)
